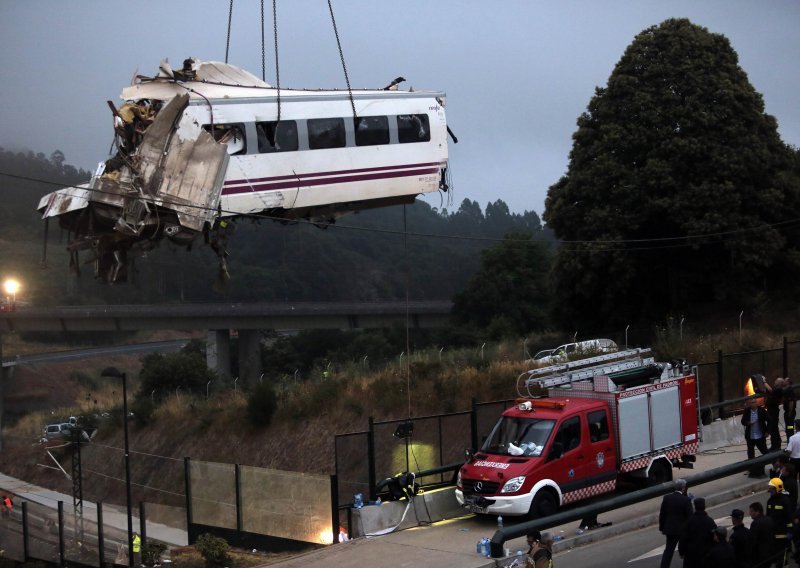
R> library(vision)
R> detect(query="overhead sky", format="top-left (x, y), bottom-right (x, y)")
top-left (1, 1), bottom-right (798, 216)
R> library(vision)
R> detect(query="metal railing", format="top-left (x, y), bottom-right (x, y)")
top-left (487, 451), bottom-right (782, 557)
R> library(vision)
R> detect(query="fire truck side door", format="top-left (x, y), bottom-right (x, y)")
top-left (546, 415), bottom-right (583, 487)
top-left (563, 409), bottom-right (616, 488)
top-left (583, 408), bottom-right (616, 480)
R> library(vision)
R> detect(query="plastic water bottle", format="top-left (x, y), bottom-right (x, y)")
top-left (575, 528), bottom-right (584, 535)
top-left (497, 515), bottom-right (503, 528)
top-left (476, 540), bottom-right (482, 554)
top-left (354, 493), bottom-right (363, 509)
top-left (553, 535), bottom-right (563, 542)
top-left (480, 537), bottom-right (490, 557)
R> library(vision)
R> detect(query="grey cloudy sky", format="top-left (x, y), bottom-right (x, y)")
top-left (1, 1), bottom-right (798, 216)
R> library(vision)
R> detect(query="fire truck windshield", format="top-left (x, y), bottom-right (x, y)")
top-left (481, 417), bottom-right (555, 457)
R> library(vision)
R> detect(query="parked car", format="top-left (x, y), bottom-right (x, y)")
top-left (532, 339), bottom-right (618, 365)
top-left (42, 422), bottom-right (73, 441)
top-left (40, 416), bottom-right (81, 441)
top-left (530, 349), bottom-right (554, 362)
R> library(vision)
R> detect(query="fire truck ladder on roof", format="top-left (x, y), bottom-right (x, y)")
top-left (516, 348), bottom-right (656, 397)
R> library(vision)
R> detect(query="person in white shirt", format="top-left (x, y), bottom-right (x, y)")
top-left (784, 419), bottom-right (800, 481)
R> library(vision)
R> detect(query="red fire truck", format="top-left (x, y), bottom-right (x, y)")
top-left (456, 349), bottom-right (699, 518)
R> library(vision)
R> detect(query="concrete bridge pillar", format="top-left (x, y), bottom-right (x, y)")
top-left (206, 330), bottom-right (231, 379)
top-left (237, 330), bottom-right (261, 387)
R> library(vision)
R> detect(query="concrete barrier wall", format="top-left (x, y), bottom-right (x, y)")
top-left (351, 487), bottom-right (464, 537)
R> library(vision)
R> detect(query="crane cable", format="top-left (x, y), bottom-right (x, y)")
top-left (225, 0), bottom-right (233, 63)
top-left (224, 0), bottom-right (281, 120)
top-left (327, 0), bottom-right (357, 121)
top-left (273, 0), bottom-right (281, 123)
top-left (260, 0), bottom-right (266, 81)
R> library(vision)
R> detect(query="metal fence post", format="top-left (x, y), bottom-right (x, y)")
top-left (470, 398), bottom-right (478, 451)
top-left (330, 474), bottom-right (340, 544)
top-left (58, 500), bottom-right (65, 567)
top-left (22, 501), bottom-right (29, 561)
top-left (184, 457), bottom-right (193, 542)
top-left (367, 417), bottom-right (376, 501)
top-left (97, 502), bottom-right (104, 567)
top-left (717, 349), bottom-right (724, 405)
top-left (235, 463), bottom-right (243, 532)
top-left (140, 501), bottom-right (147, 554)
top-left (438, 415), bottom-right (444, 474)
top-left (784, 336), bottom-right (789, 378)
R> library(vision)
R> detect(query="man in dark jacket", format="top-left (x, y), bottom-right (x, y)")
top-left (678, 497), bottom-right (717, 568)
top-left (742, 397), bottom-right (771, 476)
top-left (728, 508), bottom-right (751, 568)
top-left (749, 501), bottom-right (777, 567)
top-left (704, 526), bottom-right (736, 567)
top-left (659, 478), bottom-right (692, 568)
top-left (767, 378), bottom-right (785, 451)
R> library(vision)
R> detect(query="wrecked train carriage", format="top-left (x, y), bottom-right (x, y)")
top-left (38, 58), bottom-right (451, 282)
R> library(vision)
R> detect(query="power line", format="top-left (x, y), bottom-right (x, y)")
top-left (82, 466), bottom-right (185, 498)
top-left (90, 441), bottom-right (184, 462)
top-left (2, 170), bottom-right (539, 244)
top-left (4, 169), bottom-right (799, 250)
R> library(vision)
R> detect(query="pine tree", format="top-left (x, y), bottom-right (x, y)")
top-left (544, 18), bottom-right (798, 327)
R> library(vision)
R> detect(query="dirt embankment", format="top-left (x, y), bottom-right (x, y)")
top-left (1, 358), bottom-right (372, 509)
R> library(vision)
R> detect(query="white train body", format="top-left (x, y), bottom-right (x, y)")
top-left (37, 59), bottom-right (450, 281)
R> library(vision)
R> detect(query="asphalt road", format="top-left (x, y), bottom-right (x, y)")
top-left (554, 493), bottom-right (796, 567)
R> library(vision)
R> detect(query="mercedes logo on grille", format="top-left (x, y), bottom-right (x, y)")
top-left (475, 481), bottom-right (483, 492)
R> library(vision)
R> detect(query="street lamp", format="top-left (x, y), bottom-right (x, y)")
top-left (102, 366), bottom-right (133, 567)
top-left (3, 278), bottom-right (20, 305)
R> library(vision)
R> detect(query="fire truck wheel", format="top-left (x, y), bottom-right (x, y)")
top-left (528, 489), bottom-right (558, 519)
top-left (646, 460), bottom-right (673, 486)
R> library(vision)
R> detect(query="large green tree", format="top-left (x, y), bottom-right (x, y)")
top-left (544, 19), bottom-right (798, 327)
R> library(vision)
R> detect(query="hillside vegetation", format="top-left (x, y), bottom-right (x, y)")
top-left (2, 316), bottom-right (797, 513)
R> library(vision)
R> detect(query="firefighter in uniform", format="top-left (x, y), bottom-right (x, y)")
top-left (767, 478), bottom-right (792, 567)
top-left (132, 532), bottom-right (141, 565)
top-left (526, 530), bottom-right (553, 568)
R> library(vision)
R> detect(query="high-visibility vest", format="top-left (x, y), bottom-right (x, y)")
top-left (132, 535), bottom-right (141, 552)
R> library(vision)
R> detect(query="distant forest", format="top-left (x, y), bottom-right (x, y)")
top-left (0, 147), bottom-right (551, 307)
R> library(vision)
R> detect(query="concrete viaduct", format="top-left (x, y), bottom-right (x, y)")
top-left (0, 301), bottom-right (453, 382)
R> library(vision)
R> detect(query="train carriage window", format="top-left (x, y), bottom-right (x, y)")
top-left (256, 120), bottom-right (298, 153)
top-left (308, 117), bottom-right (346, 150)
top-left (355, 116), bottom-right (389, 146)
top-left (203, 123), bottom-right (247, 155)
top-left (397, 114), bottom-right (430, 143)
